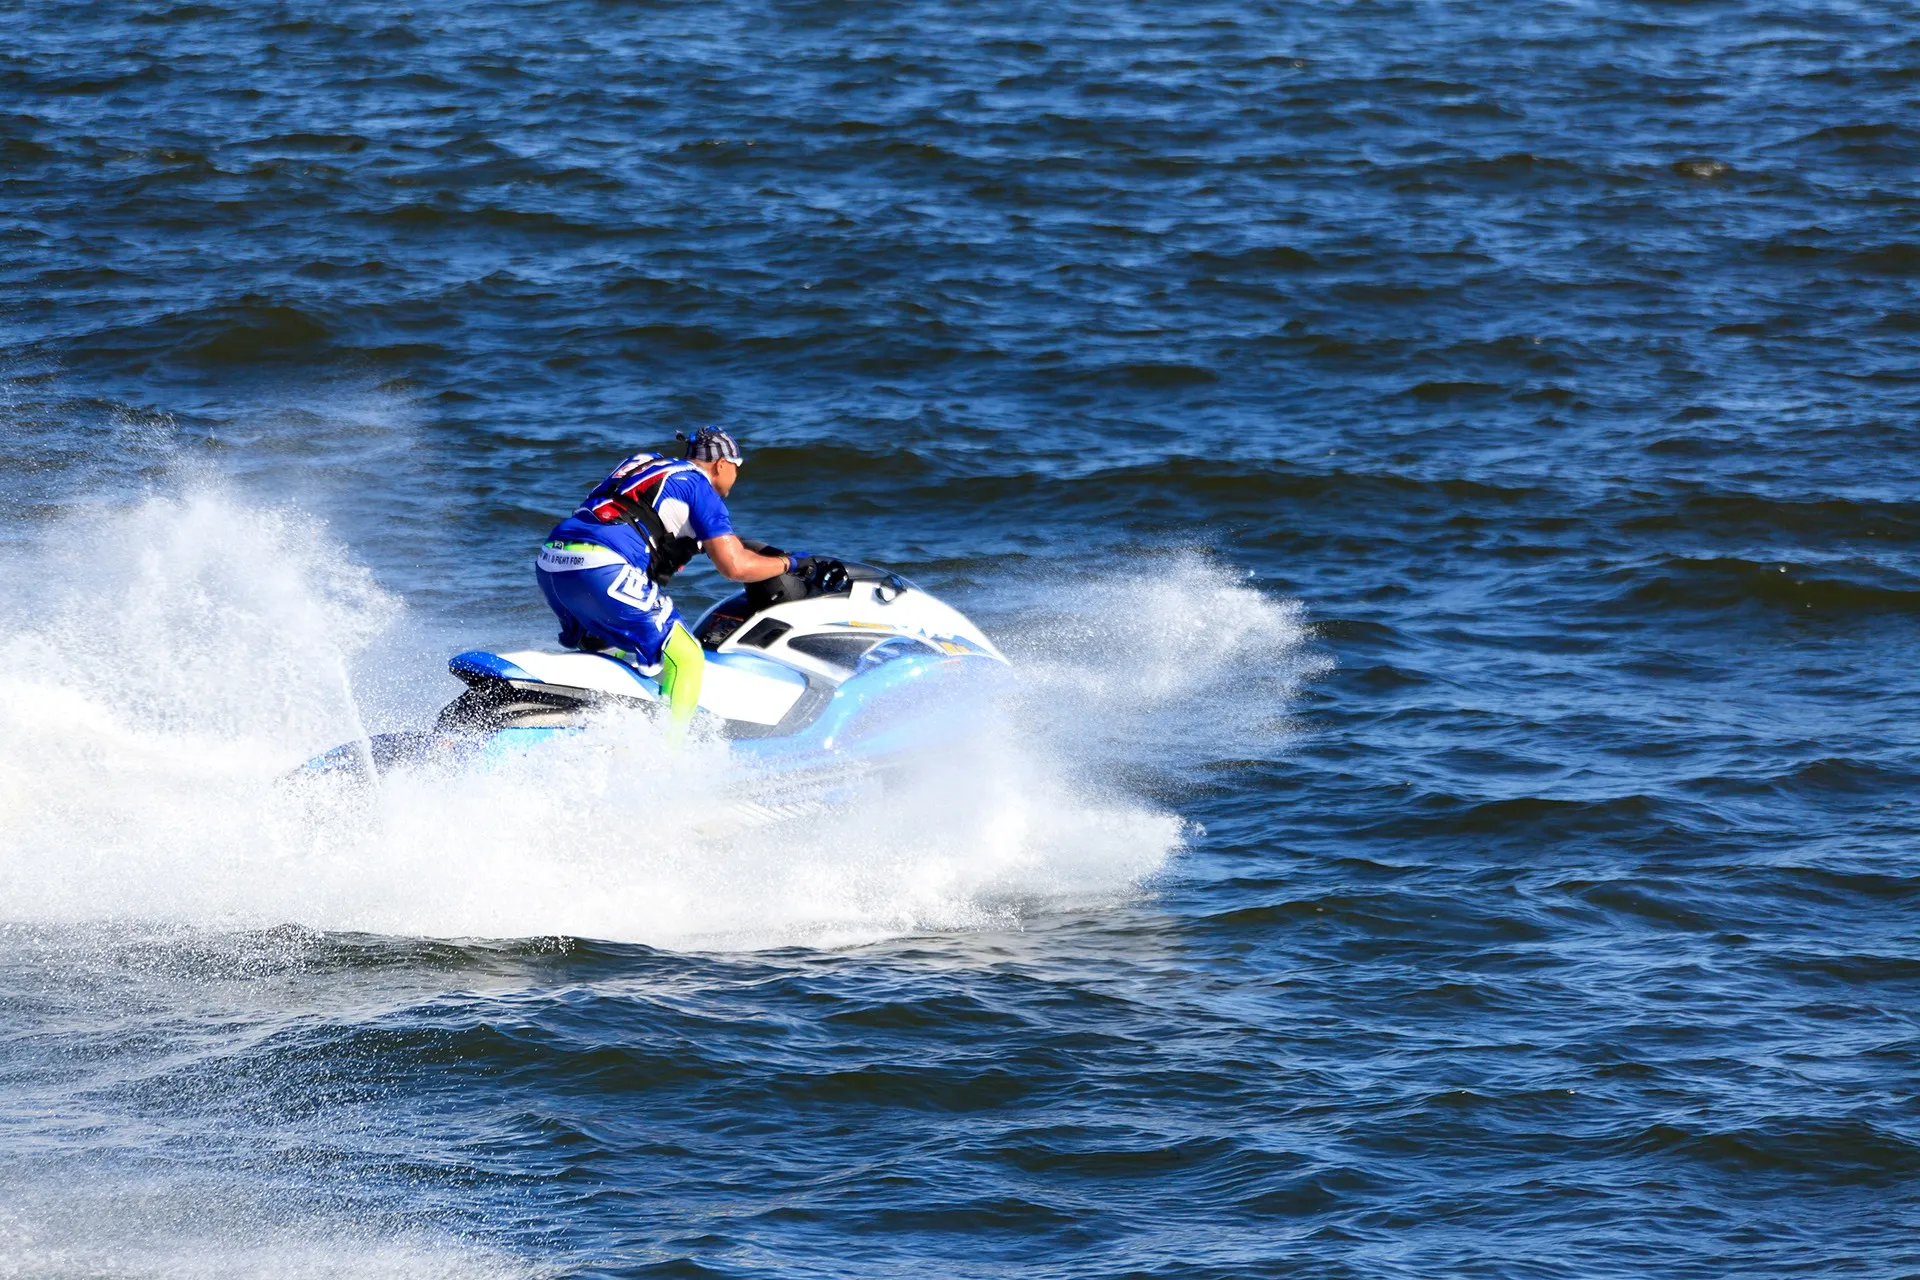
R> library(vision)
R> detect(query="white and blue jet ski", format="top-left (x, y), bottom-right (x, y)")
top-left (298, 557), bottom-right (1010, 785)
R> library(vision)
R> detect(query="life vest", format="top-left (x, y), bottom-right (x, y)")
top-left (576, 455), bottom-right (704, 584)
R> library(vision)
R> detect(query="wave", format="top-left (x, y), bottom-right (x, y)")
top-left (1184, 245), bottom-right (1322, 273)
top-left (1620, 1118), bottom-right (1920, 1182)
top-left (63, 297), bottom-right (341, 369)
top-left (768, 451), bottom-right (1544, 515)
top-left (1616, 555), bottom-right (1920, 615)
top-left (1779, 121), bottom-right (1920, 164)
top-left (1615, 492), bottom-right (1920, 542)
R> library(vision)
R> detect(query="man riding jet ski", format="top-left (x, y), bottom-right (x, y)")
top-left (293, 426), bottom-right (1010, 790)
top-left (536, 427), bottom-right (846, 735)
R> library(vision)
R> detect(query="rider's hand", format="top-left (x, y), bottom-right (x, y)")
top-left (784, 551), bottom-right (810, 575)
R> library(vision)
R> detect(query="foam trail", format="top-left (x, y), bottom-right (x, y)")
top-left (0, 490), bottom-right (1320, 948)
top-left (0, 1182), bottom-right (544, 1280)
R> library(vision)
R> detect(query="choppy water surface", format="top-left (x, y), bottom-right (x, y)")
top-left (3, 1), bottom-right (1918, 1275)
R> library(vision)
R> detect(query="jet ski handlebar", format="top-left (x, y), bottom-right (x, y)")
top-left (738, 541), bottom-right (908, 610)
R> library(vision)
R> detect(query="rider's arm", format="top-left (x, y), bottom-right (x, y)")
top-left (704, 535), bottom-right (793, 583)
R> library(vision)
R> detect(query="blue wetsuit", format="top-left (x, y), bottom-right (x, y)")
top-left (535, 453), bottom-right (735, 669)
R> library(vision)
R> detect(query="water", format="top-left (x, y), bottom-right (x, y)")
top-left (3, 0), bottom-right (1918, 1274)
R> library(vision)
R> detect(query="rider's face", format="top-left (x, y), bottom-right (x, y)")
top-left (712, 459), bottom-right (738, 497)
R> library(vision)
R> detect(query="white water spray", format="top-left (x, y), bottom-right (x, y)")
top-left (328, 655), bottom-right (380, 787)
top-left (0, 1181), bottom-right (544, 1280)
top-left (0, 487), bottom-right (1320, 949)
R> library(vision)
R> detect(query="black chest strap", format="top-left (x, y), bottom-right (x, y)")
top-left (618, 500), bottom-right (698, 584)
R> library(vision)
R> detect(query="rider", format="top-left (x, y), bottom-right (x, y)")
top-left (535, 427), bottom-right (797, 732)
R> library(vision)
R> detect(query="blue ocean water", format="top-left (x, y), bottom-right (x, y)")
top-left (2, 1), bottom-right (1918, 1275)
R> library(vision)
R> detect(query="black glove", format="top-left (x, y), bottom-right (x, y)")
top-left (803, 558), bottom-right (852, 594)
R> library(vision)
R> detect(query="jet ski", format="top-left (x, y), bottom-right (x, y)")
top-left (296, 556), bottom-right (1011, 787)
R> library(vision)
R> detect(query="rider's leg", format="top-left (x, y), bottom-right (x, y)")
top-left (541, 564), bottom-right (668, 663)
top-left (537, 542), bottom-right (634, 650)
top-left (536, 565), bottom-right (592, 650)
top-left (540, 562), bottom-right (700, 733)
top-left (655, 622), bottom-right (705, 733)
